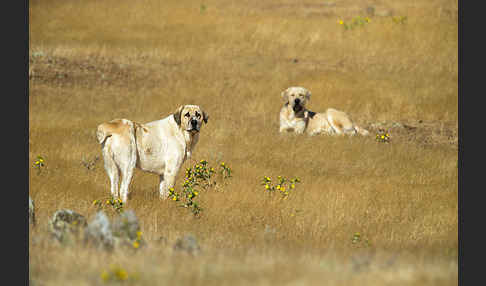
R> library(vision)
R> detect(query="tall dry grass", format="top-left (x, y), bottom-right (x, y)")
top-left (29, 0), bottom-right (458, 285)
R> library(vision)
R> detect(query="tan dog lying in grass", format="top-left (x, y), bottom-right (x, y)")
top-left (96, 105), bottom-right (209, 202)
top-left (279, 86), bottom-right (369, 136)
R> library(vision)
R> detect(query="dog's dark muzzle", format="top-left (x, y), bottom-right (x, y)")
top-left (189, 119), bottom-right (199, 132)
top-left (293, 99), bottom-right (302, 112)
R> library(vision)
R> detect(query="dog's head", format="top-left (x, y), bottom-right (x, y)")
top-left (173, 105), bottom-right (209, 133)
top-left (281, 87), bottom-right (311, 113)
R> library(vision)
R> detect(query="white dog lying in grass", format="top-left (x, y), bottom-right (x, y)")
top-left (279, 86), bottom-right (369, 136)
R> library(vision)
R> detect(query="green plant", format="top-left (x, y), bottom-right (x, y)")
top-left (339, 16), bottom-right (371, 30)
top-left (375, 130), bottom-right (391, 143)
top-left (220, 162), bottom-right (232, 179)
top-left (132, 231), bottom-right (143, 249)
top-left (261, 175), bottom-right (301, 199)
top-left (169, 160), bottom-right (232, 216)
top-left (392, 16), bottom-right (407, 24)
top-left (92, 198), bottom-right (124, 214)
top-left (100, 265), bottom-right (139, 283)
top-left (81, 155), bottom-right (99, 171)
top-left (352, 232), bottom-right (371, 247)
top-left (33, 155), bottom-right (45, 175)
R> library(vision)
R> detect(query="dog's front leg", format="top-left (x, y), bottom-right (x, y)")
top-left (159, 173), bottom-right (177, 200)
top-left (159, 161), bottom-right (181, 199)
top-left (158, 175), bottom-right (168, 199)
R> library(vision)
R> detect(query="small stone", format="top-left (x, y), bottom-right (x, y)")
top-left (112, 210), bottom-right (145, 249)
top-left (173, 234), bottom-right (201, 255)
top-left (29, 196), bottom-right (35, 226)
top-left (84, 211), bottom-right (114, 251)
top-left (48, 210), bottom-right (87, 245)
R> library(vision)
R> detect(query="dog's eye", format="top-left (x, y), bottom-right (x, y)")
top-left (184, 112), bottom-right (190, 117)
top-left (195, 112), bottom-right (201, 118)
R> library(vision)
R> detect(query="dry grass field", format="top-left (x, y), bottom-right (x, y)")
top-left (29, 0), bottom-right (458, 285)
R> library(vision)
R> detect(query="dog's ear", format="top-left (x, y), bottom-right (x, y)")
top-left (281, 88), bottom-right (289, 103)
top-left (306, 110), bottom-right (316, 119)
top-left (202, 110), bottom-right (209, 124)
top-left (305, 89), bottom-right (312, 101)
top-left (172, 105), bottom-right (185, 126)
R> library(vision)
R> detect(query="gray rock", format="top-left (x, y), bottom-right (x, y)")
top-left (84, 211), bottom-right (114, 250)
top-left (112, 210), bottom-right (140, 241)
top-left (173, 234), bottom-right (201, 255)
top-left (351, 250), bottom-right (376, 272)
top-left (48, 209), bottom-right (87, 245)
top-left (112, 210), bottom-right (145, 249)
top-left (29, 196), bottom-right (35, 226)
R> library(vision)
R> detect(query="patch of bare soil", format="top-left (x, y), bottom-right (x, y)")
top-left (28, 54), bottom-right (180, 91)
top-left (240, 1), bottom-right (394, 19)
top-left (365, 120), bottom-right (458, 149)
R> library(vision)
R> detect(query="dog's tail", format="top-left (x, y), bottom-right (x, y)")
top-left (96, 124), bottom-right (112, 145)
top-left (97, 119), bottom-right (137, 145)
top-left (355, 125), bottom-right (370, 136)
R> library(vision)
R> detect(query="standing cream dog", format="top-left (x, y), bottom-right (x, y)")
top-left (96, 105), bottom-right (209, 202)
top-left (279, 86), bottom-right (369, 136)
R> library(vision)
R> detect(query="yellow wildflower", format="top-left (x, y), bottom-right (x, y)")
top-left (339, 20), bottom-right (344, 25)
top-left (133, 241), bottom-right (140, 249)
top-left (115, 269), bottom-right (128, 281)
top-left (100, 270), bottom-right (110, 281)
